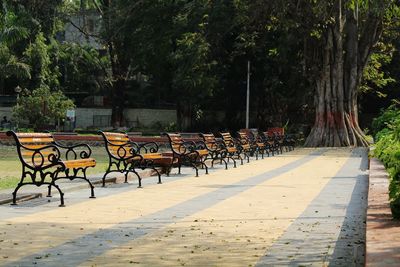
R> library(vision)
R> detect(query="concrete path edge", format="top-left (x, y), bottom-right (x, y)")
top-left (366, 158), bottom-right (400, 266)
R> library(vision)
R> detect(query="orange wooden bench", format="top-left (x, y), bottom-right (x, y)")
top-left (236, 131), bottom-right (256, 161)
top-left (219, 132), bottom-right (246, 165)
top-left (7, 131), bottom-right (96, 207)
top-left (239, 129), bottom-right (268, 159)
top-left (100, 131), bottom-right (174, 187)
top-left (163, 133), bottom-right (209, 177)
top-left (199, 133), bottom-right (231, 169)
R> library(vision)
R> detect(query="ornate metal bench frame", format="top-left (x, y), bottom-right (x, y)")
top-left (219, 132), bottom-right (246, 165)
top-left (163, 133), bottom-right (209, 177)
top-left (7, 131), bottom-right (96, 207)
top-left (199, 133), bottom-right (230, 170)
top-left (99, 131), bottom-right (170, 188)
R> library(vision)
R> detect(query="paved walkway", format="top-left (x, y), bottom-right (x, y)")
top-left (0, 148), bottom-right (368, 266)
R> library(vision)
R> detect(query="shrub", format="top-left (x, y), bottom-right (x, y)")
top-left (164, 122), bottom-right (177, 132)
top-left (373, 104), bottom-right (400, 218)
top-left (372, 104), bottom-right (400, 139)
top-left (12, 86), bottom-right (75, 131)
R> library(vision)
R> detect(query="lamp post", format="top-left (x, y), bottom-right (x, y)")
top-left (246, 60), bottom-right (250, 129)
top-left (14, 86), bottom-right (22, 130)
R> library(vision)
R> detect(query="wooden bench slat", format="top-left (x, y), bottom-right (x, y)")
top-left (63, 158), bottom-right (96, 169)
top-left (21, 150), bottom-right (54, 156)
top-left (15, 133), bottom-right (53, 138)
top-left (19, 138), bottom-right (55, 144)
top-left (102, 132), bottom-right (130, 141)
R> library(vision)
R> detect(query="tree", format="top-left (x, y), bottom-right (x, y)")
top-left (0, 5), bottom-right (31, 94)
top-left (24, 32), bottom-right (60, 90)
top-left (93, 0), bottom-right (217, 130)
top-left (172, 31), bottom-right (217, 130)
top-left (0, 0), bottom-right (68, 97)
top-left (12, 86), bottom-right (75, 130)
top-left (295, 0), bottom-right (399, 146)
top-left (55, 42), bottom-right (109, 102)
top-left (64, 0), bottom-right (148, 127)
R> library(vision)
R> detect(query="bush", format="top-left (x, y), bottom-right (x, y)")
top-left (372, 104), bottom-right (400, 139)
top-left (12, 86), bottom-right (75, 131)
top-left (164, 122), bottom-right (177, 132)
top-left (373, 104), bottom-right (400, 218)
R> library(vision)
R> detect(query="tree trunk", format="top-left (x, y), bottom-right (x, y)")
top-left (0, 76), bottom-right (4, 95)
top-left (110, 77), bottom-right (125, 127)
top-left (102, 0), bottom-right (129, 128)
top-left (304, 0), bottom-right (380, 147)
top-left (177, 101), bottom-right (192, 131)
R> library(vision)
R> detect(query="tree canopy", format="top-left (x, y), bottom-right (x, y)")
top-left (0, 0), bottom-right (399, 146)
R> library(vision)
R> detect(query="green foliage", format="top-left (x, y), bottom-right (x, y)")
top-left (164, 122), bottom-right (177, 132)
top-left (24, 32), bottom-right (60, 89)
top-left (56, 43), bottom-right (109, 95)
top-left (0, 45), bottom-right (31, 80)
top-left (172, 31), bottom-right (217, 99)
top-left (0, 8), bottom-right (29, 45)
top-left (373, 105), bottom-right (400, 218)
top-left (12, 86), bottom-right (75, 130)
top-left (361, 51), bottom-right (395, 94)
top-left (372, 104), bottom-right (400, 138)
top-left (0, 6), bottom-right (31, 83)
top-left (0, 0), bottom-right (399, 134)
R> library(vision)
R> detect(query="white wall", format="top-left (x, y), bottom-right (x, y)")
top-left (124, 108), bottom-right (177, 128)
top-left (0, 107), bottom-right (177, 129)
top-left (73, 108), bottom-right (177, 129)
top-left (0, 107), bottom-right (12, 120)
top-left (75, 108), bottom-right (112, 128)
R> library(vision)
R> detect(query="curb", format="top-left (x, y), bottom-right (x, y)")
top-left (366, 158), bottom-right (400, 266)
top-left (0, 193), bottom-right (43, 205)
top-left (0, 168), bottom-right (161, 205)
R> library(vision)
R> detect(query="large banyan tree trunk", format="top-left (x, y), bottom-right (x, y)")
top-left (304, 0), bottom-right (383, 147)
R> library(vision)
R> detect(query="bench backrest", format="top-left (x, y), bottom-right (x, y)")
top-left (200, 133), bottom-right (218, 150)
top-left (100, 132), bottom-right (135, 159)
top-left (219, 132), bottom-right (236, 147)
top-left (237, 131), bottom-right (252, 149)
top-left (237, 131), bottom-right (250, 142)
top-left (164, 133), bottom-right (187, 154)
top-left (7, 132), bottom-right (58, 168)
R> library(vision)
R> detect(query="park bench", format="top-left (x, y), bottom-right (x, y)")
top-left (239, 129), bottom-right (268, 159)
top-left (259, 130), bottom-right (280, 156)
top-left (99, 131), bottom-right (174, 188)
top-left (163, 133), bottom-right (209, 177)
top-left (237, 130), bottom-right (263, 160)
top-left (7, 131), bottom-right (96, 207)
top-left (267, 127), bottom-right (295, 152)
top-left (219, 132), bottom-right (246, 165)
top-left (199, 133), bottom-right (230, 169)
top-left (235, 132), bottom-right (253, 162)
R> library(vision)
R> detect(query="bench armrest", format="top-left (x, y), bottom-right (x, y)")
top-left (205, 140), bottom-right (227, 153)
top-left (136, 141), bottom-right (159, 154)
top-left (194, 140), bottom-right (207, 150)
top-left (215, 140), bottom-right (228, 150)
top-left (19, 144), bottom-right (64, 169)
top-left (54, 142), bottom-right (93, 160)
top-left (171, 141), bottom-right (197, 155)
